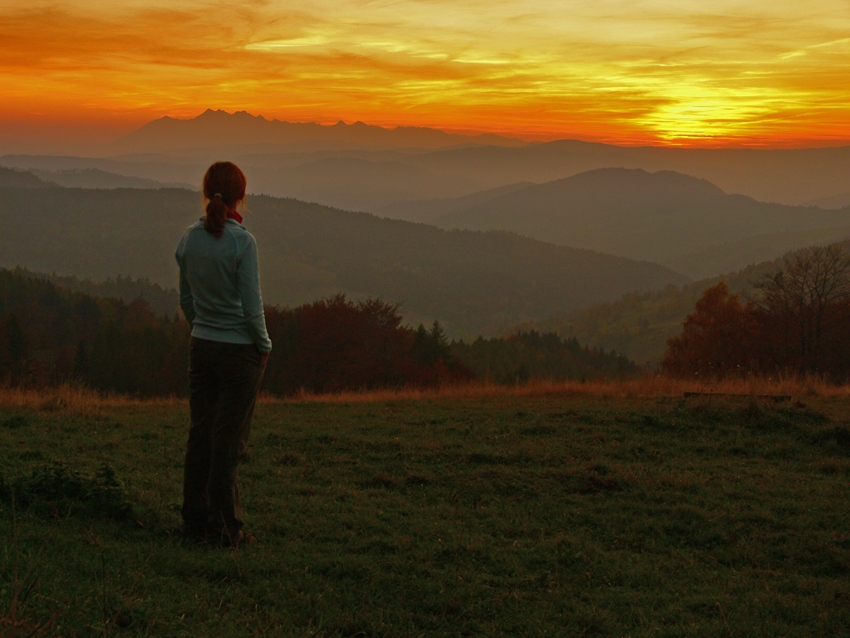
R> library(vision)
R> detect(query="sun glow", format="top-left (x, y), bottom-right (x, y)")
top-left (1, 0), bottom-right (849, 149)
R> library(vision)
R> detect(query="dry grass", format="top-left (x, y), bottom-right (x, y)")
top-left (0, 384), bottom-right (181, 415)
top-left (4, 374), bottom-right (850, 412)
top-left (274, 373), bottom-right (850, 404)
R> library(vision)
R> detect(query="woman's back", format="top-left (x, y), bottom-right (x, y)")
top-left (176, 217), bottom-right (269, 350)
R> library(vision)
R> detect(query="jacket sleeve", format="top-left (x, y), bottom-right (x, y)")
top-left (175, 239), bottom-right (196, 325)
top-left (237, 235), bottom-right (273, 353)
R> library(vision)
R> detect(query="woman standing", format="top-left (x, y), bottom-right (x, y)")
top-left (175, 161), bottom-right (272, 547)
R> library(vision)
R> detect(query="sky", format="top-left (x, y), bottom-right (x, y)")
top-left (1, 0), bottom-right (850, 150)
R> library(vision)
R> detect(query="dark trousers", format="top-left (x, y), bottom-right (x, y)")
top-left (182, 337), bottom-right (266, 539)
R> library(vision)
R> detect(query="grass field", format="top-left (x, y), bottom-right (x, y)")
top-left (1, 381), bottom-right (849, 636)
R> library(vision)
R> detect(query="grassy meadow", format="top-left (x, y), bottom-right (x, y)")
top-left (1, 379), bottom-right (849, 637)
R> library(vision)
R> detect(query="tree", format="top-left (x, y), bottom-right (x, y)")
top-left (411, 321), bottom-right (450, 367)
top-left (662, 282), bottom-right (756, 378)
top-left (0, 313), bottom-right (30, 384)
top-left (752, 245), bottom-right (850, 375)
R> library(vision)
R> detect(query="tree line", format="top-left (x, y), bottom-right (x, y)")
top-left (1, 269), bottom-right (634, 396)
top-left (452, 331), bottom-right (635, 383)
top-left (663, 245), bottom-right (850, 381)
top-left (0, 269), bottom-right (188, 395)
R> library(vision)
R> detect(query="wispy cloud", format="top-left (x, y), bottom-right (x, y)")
top-left (1, 0), bottom-right (849, 145)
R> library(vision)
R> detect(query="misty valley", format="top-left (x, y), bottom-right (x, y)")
top-left (3, 112), bottom-right (850, 385)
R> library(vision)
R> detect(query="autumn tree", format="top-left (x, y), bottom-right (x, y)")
top-left (662, 282), bottom-right (756, 378)
top-left (265, 295), bottom-right (417, 394)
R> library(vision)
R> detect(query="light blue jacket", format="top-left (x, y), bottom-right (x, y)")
top-left (175, 218), bottom-right (272, 353)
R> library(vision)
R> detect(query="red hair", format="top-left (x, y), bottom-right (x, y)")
top-left (202, 161), bottom-right (247, 237)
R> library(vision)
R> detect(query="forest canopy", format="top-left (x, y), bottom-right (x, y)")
top-left (0, 268), bottom-right (634, 396)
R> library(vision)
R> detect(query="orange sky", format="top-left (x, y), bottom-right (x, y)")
top-left (2, 0), bottom-right (850, 150)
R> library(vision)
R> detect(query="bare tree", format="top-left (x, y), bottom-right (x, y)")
top-left (751, 244), bottom-right (850, 375)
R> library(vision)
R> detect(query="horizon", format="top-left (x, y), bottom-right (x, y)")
top-left (2, 1), bottom-right (850, 153)
top-left (4, 108), bottom-right (850, 157)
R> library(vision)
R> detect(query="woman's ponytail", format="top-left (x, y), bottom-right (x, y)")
top-left (204, 193), bottom-right (228, 237)
top-left (202, 162), bottom-right (247, 238)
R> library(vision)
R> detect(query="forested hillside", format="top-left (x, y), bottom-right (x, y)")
top-left (0, 269), bottom-right (636, 395)
top-left (451, 331), bottom-right (635, 384)
top-left (0, 182), bottom-right (686, 337)
top-left (0, 269), bottom-right (188, 395)
top-left (0, 166), bottom-right (51, 188)
top-left (11, 268), bottom-right (178, 317)
top-left (527, 244), bottom-right (850, 366)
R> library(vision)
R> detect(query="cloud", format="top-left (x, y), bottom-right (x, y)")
top-left (1, 0), bottom-right (849, 144)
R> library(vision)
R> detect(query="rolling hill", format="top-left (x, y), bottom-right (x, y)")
top-left (0, 166), bottom-right (51, 188)
top-left (397, 139), bottom-right (850, 208)
top-left (30, 167), bottom-right (192, 190)
top-left (0, 182), bottom-right (686, 337)
top-left (410, 168), bottom-right (850, 278)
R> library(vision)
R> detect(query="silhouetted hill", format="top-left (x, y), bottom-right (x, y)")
top-left (805, 191), bottom-right (850, 209)
top-left (401, 140), bottom-right (850, 207)
top-left (111, 109), bottom-right (524, 154)
top-left (0, 166), bottom-right (52, 188)
top-left (427, 168), bottom-right (850, 277)
top-left (376, 182), bottom-right (533, 224)
top-left (1, 154), bottom-right (207, 190)
top-left (7, 138), bottom-right (850, 212)
top-left (30, 168), bottom-right (192, 190)
top-left (0, 151), bottom-right (491, 211)
top-left (0, 185), bottom-right (686, 337)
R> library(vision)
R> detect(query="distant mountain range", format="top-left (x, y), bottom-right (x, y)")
top-left (389, 139), bottom-right (850, 209)
top-left (5, 110), bottom-right (850, 213)
top-left (0, 181), bottom-right (686, 337)
top-left (0, 165), bottom-right (191, 191)
top-left (109, 109), bottom-right (525, 154)
top-left (383, 168), bottom-right (850, 278)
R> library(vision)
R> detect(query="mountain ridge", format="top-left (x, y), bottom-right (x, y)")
top-left (418, 168), bottom-right (850, 277)
top-left (112, 109), bottom-right (526, 153)
top-left (0, 183), bottom-right (687, 337)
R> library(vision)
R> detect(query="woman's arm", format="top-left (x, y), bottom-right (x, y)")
top-left (237, 235), bottom-right (273, 353)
